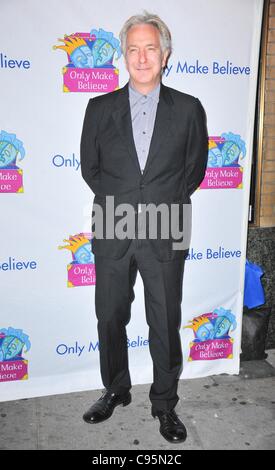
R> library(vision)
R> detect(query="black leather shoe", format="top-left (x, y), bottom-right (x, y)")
top-left (83, 390), bottom-right (131, 424)
top-left (152, 408), bottom-right (187, 443)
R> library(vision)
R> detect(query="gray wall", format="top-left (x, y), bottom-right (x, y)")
top-left (246, 226), bottom-right (275, 349)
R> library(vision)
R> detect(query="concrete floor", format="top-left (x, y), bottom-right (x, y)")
top-left (1, 351), bottom-right (275, 450)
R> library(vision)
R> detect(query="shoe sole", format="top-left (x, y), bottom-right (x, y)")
top-left (159, 428), bottom-right (187, 444)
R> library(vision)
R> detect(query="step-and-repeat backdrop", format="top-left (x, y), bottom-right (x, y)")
top-left (0, 0), bottom-right (263, 401)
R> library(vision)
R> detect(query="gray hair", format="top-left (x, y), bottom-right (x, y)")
top-left (119, 11), bottom-right (172, 58)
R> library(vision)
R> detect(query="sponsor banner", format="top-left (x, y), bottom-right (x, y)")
top-left (0, 53), bottom-right (31, 70)
top-left (0, 360), bottom-right (28, 382)
top-left (53, 30), bottom-right (121, 93)
top-left (59, 233), bottom-right (96, 287)
top-left (0, 0), bottom-right (263, 401)
top-left (164, 60), bottom-right (251, 78)
top-left (62, 67), bottom-right (119, 93)
top-left (55, 336), bottom-right (149, 357)
top-left (0, 131), bottom-right (25, 193)
top-left (184, 308), bottom-right (236, 361)
top-left (0, 169), bottom-right (23, 193)
top-left (200, 134), bottom-right (246, 190)
top-left (0, 328), bottom-right (30, 383)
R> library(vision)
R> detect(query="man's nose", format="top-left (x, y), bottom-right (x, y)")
top-left (138, 50), bottom-right (147, 63)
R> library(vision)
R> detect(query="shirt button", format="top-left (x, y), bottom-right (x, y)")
top-left (142, 131), bottom-right (146, 134)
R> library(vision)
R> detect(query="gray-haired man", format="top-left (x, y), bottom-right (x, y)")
top-left (81, 12), bottom-right (208, 443)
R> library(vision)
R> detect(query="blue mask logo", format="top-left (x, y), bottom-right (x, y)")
top-left (0, 130), bottom-right (25, 169)
top-left (58, 233), bottom-right (96, 287)
top-left (53, 29), bottom-right (121, 93)
top-left (207, 133), bottom-right (246, 168)
top-left (0, 327), bottom-right (31, 362)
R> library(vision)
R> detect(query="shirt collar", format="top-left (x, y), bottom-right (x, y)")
top-left (128, 81), bottom-right (160, 105)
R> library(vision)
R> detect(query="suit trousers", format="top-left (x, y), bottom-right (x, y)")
top-left (94, 238), bottom-right (186, 411)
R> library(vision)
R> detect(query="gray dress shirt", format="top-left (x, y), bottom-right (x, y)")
top-left (128, 82), bottom-right (160, 174)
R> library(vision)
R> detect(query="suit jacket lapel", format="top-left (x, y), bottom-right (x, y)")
top-left (142, 83), bottom-right (173, 177)
top-left (112, 83), bottom-right (141, 174)
top-left (111, 82), bottom-right (173, 176)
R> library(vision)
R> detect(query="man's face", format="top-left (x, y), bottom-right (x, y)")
top-left (125, 23), bottom-right (168, 92)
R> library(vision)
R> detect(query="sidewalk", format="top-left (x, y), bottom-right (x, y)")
top-left (1, 351), bottom-right (275, 450)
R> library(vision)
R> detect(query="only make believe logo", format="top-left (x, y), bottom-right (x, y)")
top-left (200, 133), bottom-right (246, 190)
top-left (0, 327), bottom-right (31, 382)
top-left (184, 307), bottom-right (237, 361)
top-left (58, 233), bottom-right (96, 287)
top-left (0, 131), bottom-right (25, 193)
top-left (53, 29), bottom-right (121, 93)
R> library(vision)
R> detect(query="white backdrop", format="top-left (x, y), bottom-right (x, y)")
top-left (0, 0), bottom-right (263, 401)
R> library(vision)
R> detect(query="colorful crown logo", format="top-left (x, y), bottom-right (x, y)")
top-left (53, 35), bottom-right (87, 55)
top-left (184, 314), bottom-right (214, 332)
top-left (58, 233), bottom-right (95, 287)
top-left (58, 233), bottom-right (94, 266)
top-left (58, 234), bottom-right (90, 254)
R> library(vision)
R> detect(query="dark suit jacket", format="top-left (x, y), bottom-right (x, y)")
top-left (81, 82), bottom-right (208, 261)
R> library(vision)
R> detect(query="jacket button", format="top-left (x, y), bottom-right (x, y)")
top-left (140, 183), bottom-right (145, 189)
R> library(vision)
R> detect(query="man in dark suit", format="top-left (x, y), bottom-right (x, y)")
top-left (81, 12), bottom-right (208, 443)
